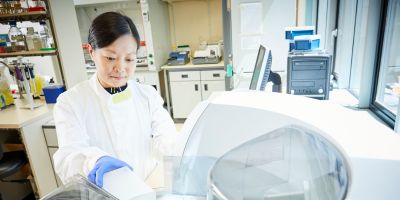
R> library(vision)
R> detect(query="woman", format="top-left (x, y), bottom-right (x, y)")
top-left (53, 12), bottom-right (177, 188)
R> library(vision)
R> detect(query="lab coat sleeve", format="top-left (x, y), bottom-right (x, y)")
top-left (53, 93), bottom-right (108, 184)
top-left (148, 87), bottom-right (179, 157)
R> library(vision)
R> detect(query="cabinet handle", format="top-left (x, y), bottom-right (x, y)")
top-left (181, 74), bottom-right (188, 78)
top-left (213, 73), bottom-right (220, 77)
top-left (204, 84), bottom-right (208, 91)
top-left (195, 84), bottom-right (198, 91)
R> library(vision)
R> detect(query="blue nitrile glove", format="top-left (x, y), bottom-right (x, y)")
top-left (88, 156), bottom-right (133, 188)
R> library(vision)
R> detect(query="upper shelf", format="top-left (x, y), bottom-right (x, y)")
top-left (0, 11), bottom-right (49, 24)
top-left (0, 50), bottom-right (57, 58)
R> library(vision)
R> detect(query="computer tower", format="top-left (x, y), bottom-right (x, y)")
top-left (287, 53), bottom-right (332, 100)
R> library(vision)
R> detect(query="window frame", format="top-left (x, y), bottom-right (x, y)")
top-left (370, 0), bottom-right (395, 128)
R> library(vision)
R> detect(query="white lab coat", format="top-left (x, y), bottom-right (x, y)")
top-left (53, 74), bottom-right (178, 184)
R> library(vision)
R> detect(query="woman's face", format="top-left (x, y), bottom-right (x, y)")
top-left (89, 34), bottom-right (138, 88)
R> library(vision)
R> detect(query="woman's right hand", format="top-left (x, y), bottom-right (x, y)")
top-left (88, 156), bottom-right (133, 188)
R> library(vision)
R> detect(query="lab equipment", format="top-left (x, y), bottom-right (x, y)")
top-left (42, 85), bottom-right (65, 103)
top-left (136, 41), bottom-right (148, 67)
top-left (88, 156), bottom-right (133, 188)
top-left (0, 0), bottom-right (25, 14)
top-left (167, 51), bottom-right (190, 66)
top-left (168, 91), bottom-right (400, 200)
top-left (235, 45), bottom-right (281, 92)
top-left (43, 168), bottom-right (156, 200)
top-left (41, 175), bottom-right (118, 200)
top-left (208, 125), bottom-right (348, 200)
top-left (27, 0), bottom-right (46, 12)
top-left (39, 21), bottom-right (54, 49)
top-left (285, 26), bottom-right (315, 40)
top-left (287, 52), bottom-right (332, 100)
top-left (102, 167), bottom-right (156, 200)
top-left (294, 35), bottom-right (321, 51)
top-left (25, 27), bottom-right (33, 51)
top-left (193, 43), bottom-right (222, 65)
top-left (176, 45), bottom-right (191, 56)
top-left (0, 62), bottom-right (14, 108)
top-left (249, 45), bottom-right (271, 91)
top-left (0, 35), bottom-right (7, 53)
top-left (1, 59), bottom-right (41, 109)
top-left (285, 26), bottom-right (316, 52)
top-left (8, 21), bottom-right (26, 52)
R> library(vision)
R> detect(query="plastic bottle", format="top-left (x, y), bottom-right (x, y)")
top-left (39, 21), bottom-right (54, 49)
top-left (26, 27), bottom-right (35, 51)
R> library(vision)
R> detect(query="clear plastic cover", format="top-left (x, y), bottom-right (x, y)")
top-left (168, 104), bottom-right (349, 200)
top-left (208, 125), bottom-right (349, 200)
top-left (40, 175), bottom-right (118, 200)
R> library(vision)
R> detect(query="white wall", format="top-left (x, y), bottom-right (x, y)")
top-left (75, 1), bottom-right (145, 44)
top-left (231, 0), bottom-right (296, 75)
top-left (49, 0), bottom-right (87, 89)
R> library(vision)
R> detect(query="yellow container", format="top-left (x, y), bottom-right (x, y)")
top-left (0, 80), bottom-right (14, 106)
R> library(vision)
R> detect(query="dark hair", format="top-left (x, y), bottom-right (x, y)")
top-left (88, 12), bottom-right (140, 50)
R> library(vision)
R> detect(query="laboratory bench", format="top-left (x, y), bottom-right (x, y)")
top-left (161, 61), bottom-right (226, 119)
top-left (0, 98), bottom-right (57, 198)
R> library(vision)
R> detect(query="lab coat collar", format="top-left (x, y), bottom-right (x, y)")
top-left (89, 73), bottom-right (132, 105)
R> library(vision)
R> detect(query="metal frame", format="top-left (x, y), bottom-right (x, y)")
top-left (370, 0), bottom-right (394, 128)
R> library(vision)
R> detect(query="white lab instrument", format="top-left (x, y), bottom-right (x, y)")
top-left (193, 42), bottom-right (223, 65)
top-left (53, 74), bottom-right (177, 184)
top-left (103, 167), bottom-right (156, 200)
top-left (167, 91), bottom-right (400, 200)
top-left (47, 90), bottom-right (400, 199)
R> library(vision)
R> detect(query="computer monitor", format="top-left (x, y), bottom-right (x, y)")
top-left (249, 45), bottom-right (272, 91)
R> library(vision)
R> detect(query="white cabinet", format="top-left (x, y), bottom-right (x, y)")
top-left (170, 81), bottom-right (202, 119)
top-left (200, 70), bottom-right (225, 100)
top-left (47, 147), bottom-right (62, 186)
top-left (42, 125), bottom-right (62, 187)
top-left (169, 69), bottom-right (225, 119)
top-left (201, 80), bottom-right (225, 100)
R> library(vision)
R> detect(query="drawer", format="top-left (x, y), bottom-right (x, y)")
top-left (200, 70), bottom-right (225, 81)
top-left (169, 71), bottom-right (200, 81)
top-left (43, 128), bottom-right (59, 147)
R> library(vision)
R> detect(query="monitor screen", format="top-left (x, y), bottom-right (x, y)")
top-left (249, 45), bottom-right (272, 91)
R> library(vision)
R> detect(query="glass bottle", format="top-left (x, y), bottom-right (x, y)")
top-left (8, 20), bottom-right (26, 52)
top-left (39, 21), bottom-right (54, 49)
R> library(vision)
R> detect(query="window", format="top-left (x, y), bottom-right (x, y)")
top-left (372, 0), bottom-right (400, 126)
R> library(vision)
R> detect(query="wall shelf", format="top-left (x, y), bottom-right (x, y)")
top-left (0, 50), bottom-right (57, 58)
top-left (0, 11), bottom-right (48, 24)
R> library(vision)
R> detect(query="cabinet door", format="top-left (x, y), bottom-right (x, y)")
top-left (170, 81), bottom-right (202, 118)
top-left (201, 80), bottom-right (226, 100)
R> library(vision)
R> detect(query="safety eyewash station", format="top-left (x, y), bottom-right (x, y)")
top-left (0, 0), bottom-right (400, 200)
